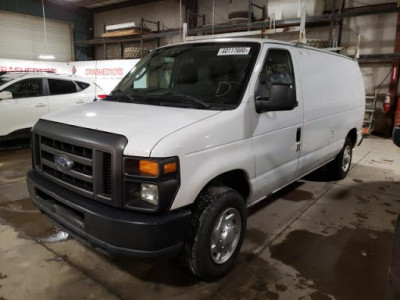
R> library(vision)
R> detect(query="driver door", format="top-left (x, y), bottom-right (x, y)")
top-left (0, 78), bottom-right (48, 136)
top-left (250, 45), bottom-right (304, 202)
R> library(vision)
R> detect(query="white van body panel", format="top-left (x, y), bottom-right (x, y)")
top-left (150, 101), bottom-right (255, 210)
top-left (42, 101), bottom-right (221, 157)
top-left (293, 47), bottom-right (365, 175)
top-left (37, 39), bottom-right (365, 211)
top-left (149, 42), bottom-right (365, 210)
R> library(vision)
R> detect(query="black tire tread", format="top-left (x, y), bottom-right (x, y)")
top-left (327, 137), bottom-right (353, 180)
top-left (183, 185), bottom-right (245, 281)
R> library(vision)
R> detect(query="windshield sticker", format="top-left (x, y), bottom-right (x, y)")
top-left (217, 47), bottom-right (250, 56)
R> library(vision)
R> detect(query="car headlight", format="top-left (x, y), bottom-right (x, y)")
top-left (123, 156), bottom-right (180, 212)
top-left (140, 183), bottom-right (159, 205)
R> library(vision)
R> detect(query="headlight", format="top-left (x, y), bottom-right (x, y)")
top-left (123, 156), bottom-right (180, 212)
top-left (140, 183), bottom-right (159, 205)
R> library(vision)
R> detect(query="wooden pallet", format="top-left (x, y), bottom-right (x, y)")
top-left (101, 27), bottom-right (151, 38)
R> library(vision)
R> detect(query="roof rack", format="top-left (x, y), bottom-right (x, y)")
top-left (0, 70), bottom-right (56, 76)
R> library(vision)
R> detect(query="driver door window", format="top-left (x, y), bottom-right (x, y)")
top-left (258, 49), bottom-right (295, 99)
top-left (3, 79), bottom-right (44, 99)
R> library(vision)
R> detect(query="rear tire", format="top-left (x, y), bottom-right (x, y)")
top-left (183, 185), bottom-right (246, 281)
top-left (327, 137), bottom-right (353, 180)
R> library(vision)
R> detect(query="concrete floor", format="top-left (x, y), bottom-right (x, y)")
top-left (0, 137), bottom-right (399, 300)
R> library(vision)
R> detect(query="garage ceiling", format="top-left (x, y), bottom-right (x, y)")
top-left (59, 0), bottom-right (130, 9)
top-left (46, 0), bottom-right (160, 11)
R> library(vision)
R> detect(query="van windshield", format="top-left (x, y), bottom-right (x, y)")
top-left (109, 42), bottom-right (260, 110)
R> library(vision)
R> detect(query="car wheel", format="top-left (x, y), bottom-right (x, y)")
top-left (328, 137), bottom-right (353, 180)
top-left (183, 185), bottom-right (246, 281)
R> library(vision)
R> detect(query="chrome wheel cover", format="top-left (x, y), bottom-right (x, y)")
top-left (210, 207), bottom-right (242, 264)
top-left (342, 145), bottom-right (351, 173)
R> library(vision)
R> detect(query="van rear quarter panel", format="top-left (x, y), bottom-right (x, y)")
top-left (294, 48), bottom-right (365, 174)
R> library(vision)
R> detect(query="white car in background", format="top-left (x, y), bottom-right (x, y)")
top-left (0, 72), bottom-right (104, 142)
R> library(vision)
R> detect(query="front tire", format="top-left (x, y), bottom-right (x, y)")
top-left (328, 137), bottom-right (353, 180)
top-left (184, 185), bottom-right (246, 281)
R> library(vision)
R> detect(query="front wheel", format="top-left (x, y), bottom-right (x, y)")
top-left (327, 137), bottom-right (353, 180)
top-left (183, 185), bottom-right (246, 281)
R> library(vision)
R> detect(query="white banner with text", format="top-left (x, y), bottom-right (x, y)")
top-left (0, 58), bottom-right (139, 94)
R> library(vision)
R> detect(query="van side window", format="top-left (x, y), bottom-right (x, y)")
top-left (48, 79), bottom-right (77, 95)
top-left (2, 78), bottom-right (44, 99)
top-left (258, 49), bottom-right (295, 99)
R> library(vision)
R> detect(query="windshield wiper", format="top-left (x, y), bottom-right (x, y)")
top-left (149, 90), bottom-right (211, 109)
top-left (112, 88), bottom-right (135, 102)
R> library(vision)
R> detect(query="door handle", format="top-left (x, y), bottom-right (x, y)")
top-left (296, 127), bottom-right (301, 152)
top-left (35, 103), bottom-right (47, 107)
top-left (76, 100), bottom-right (85, 104)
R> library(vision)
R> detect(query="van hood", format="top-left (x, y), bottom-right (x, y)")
top-left (41, 101), bottom-right (221, 157)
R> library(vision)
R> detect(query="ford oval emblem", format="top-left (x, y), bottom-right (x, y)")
top-left (54, 154), bottom-right (74, 171)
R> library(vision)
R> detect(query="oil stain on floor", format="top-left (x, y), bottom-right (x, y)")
top-left (0, 148), bottom-right (31, 184)
top-left (270, 228), bottom-right (393, 300)
top-left (0, 197), bottom-right (69, 243)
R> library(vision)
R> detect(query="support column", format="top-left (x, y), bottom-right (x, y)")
top-left (391, 11), bottom-right (400, 128)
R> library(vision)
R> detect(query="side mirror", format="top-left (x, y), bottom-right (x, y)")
top-left (255, 83), bottom-right (298, 113)
top-left (394, 126), bottom-right (400, 147)
top-left (0, 91), bottom-right (12, 100)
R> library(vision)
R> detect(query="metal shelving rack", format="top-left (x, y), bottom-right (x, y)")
top-left (74, 2), bottom-right (400, 60)
top-left (363, 93), bottom-right (377, 135)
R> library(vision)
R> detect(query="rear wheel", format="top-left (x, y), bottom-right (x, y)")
top-left (183, 185), bottom-right (246, 281)
top-left (327, 137), bottom-right (353, 180)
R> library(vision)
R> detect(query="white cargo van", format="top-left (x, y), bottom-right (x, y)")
top-left (27, 38), bottom-right (365, 280)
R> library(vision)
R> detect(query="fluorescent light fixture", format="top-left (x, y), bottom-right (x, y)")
top-left (38, 54), bottom-right (55, 60)
top-left (106, 22), bottom-right (136, 32)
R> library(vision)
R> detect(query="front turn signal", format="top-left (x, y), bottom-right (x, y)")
top-left (139, 160), bottom-right (159, 176)
top-left (164, 162), bottom-right (177, 174)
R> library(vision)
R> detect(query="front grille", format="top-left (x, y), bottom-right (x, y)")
top-left (41, 136), bottom-right (92, 158)
top-left (103, 153), bottom-right (112, 194)
top-left (36, 134), bottom-right (111, 199)
top-left (42, 164), bottom-right (93, 192)
top-left (31, 120), bottom-right (128, 208)
top-left (36, 189), bottom-right (85, 228)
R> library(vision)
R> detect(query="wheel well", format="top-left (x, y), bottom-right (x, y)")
top-left (209, 170), bottom-right (250, 202)
top-left (347, 128), bottom-right (358, 147)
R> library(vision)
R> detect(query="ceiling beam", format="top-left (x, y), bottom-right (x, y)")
top-left (31, 0), bottom-right (91, 14)
top-left (91, 0), bottom-right (161, 13)
top-left (68, 0), bottom-right (123, 8)
top-left (325, 2), bottom-right (399, 18)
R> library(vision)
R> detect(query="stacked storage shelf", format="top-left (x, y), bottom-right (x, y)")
top-left (363, 93), bottom-right (377, 136)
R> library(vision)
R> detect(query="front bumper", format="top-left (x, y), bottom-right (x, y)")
top-left (27, 170), bottom-right (191, 257)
